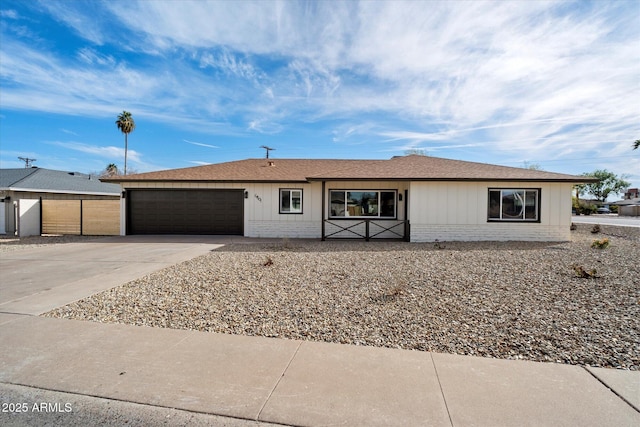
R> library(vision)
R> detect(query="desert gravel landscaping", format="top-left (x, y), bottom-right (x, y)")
top-left (44, 224), bottom-right (639, 370)
top-left (0, 234), bottom-right (96, 252)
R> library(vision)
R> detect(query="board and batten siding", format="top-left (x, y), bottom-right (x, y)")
top-left (245, 182), bottom-right (322, 238)
top-left (408, 181), bottom-right (573, 242)
top-left (120, 180), bottom-right (573, 241)
top-left (120, 181), bottom-right (322, 238)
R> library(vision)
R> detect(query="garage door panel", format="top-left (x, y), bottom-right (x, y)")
top-left (128, 190), bottom-right (243, 235)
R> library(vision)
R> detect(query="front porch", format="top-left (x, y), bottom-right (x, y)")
top-left (322, 218), bottom-right (409, 241)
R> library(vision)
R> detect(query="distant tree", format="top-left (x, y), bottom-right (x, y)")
top-left (115, 111), bottom-right (136, 175)
top-left (581, 169), bottom-right (631, 202)
top-left (633, 139), bottom-right (639, 150)
top-left (523, 161), bottom-right (543, 170)
top-left (404, 148), bottom-right (428, 156)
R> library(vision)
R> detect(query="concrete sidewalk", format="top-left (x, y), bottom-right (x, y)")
top-left (1, 314), bottom-right (638, 427)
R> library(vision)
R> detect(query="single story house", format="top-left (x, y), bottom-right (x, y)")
top-left (611, 188), bottom-right (640, 216)
top-left (103, 155), bottom-right (595, 242)
top-left (0, 168), bottom-right (121, 236)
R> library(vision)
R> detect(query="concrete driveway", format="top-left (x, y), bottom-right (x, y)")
top-left (0, 235), bottom-right (238, 316)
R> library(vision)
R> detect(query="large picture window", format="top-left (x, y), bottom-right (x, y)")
top-left (280, 189), bottom-right (302, 214)
top-left (330, 190), bottom-right (396, 218)
top-left (488, 189), bottom-right (540, 222)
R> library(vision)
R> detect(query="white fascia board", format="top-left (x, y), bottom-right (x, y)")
top-left (6, 187), bottom-right (120, 196)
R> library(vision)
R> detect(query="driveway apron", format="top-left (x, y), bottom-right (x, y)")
top-left (0, 236), bottom-right (228, 315)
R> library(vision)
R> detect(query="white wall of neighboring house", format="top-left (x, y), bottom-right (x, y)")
top-left (119, 196), bottom-right (126, 236)
top-left (0, 202), bottom-right (6, 234)
top-left (18, 199), bottom-right (41, 237)
top-left (409, 181), bottom-right (573, 242)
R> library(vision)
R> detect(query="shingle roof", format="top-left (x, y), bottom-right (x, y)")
top-left (0, 168), bottom-right (120, 195)
top-left (103, 156), bottom-right (596, 183)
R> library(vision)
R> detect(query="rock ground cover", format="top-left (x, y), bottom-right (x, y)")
top-left (44, 224), bottom-right (639, 370)
top-left (0, 235), bottom-right (96, 252)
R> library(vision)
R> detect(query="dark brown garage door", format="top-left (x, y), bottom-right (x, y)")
top-left (127, 189), bottom-right (243, 235)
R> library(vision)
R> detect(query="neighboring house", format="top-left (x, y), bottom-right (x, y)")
top-left (104, 155), bottom-right (595, 242)
top-left (623, 188), bottom-right (639, 200)
top-left (611, 188), bottom-right (640, 217)
top-left (0, 168), bottom-right (121, 236)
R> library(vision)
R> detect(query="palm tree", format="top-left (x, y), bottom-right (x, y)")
top-left (633, 139), bottom-right (640, 150)
top-left (104, 163), bottom-right (119, 177)
top-left (115, 111), bottom-right (136, 175)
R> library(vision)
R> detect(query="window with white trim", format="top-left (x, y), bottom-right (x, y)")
top-left (280, 189), bottom-right (303, 214)
top-left (330, 190), bottom-right (396, 218)
top-left (488, 189), bottom-right (540, 221)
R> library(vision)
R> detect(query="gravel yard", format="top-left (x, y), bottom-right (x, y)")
top-left (44, 224), bottom-right (639, 370)
top-left (0, 234), bottom-right (96, 252)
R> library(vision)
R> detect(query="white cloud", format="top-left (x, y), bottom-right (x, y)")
top-left (199, 50), bottom-right (265, 84)
top-left (247, 119), bottom-right (283, 135)
top-left (49, 141), bottom-right (142, 163)
top-left (1, 9), bottom-right (18, 19)
top-left (37, 0), bottom-right (108, 45)
top-left (77, 47), bottom-right (116, 67)
top-left (1, 0), bottom-right (638, 182)
top-left (184, 140), bottom-right (219, 149)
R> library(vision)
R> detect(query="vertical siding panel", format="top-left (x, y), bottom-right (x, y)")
top-left (471, 183), bottom-right (483, 224)
top-left (435, 184), bottom-right (447, 224)
top-left (464, 183), bottom-right (474, 224)
top-left (311, 182), bottom-right (321, 222)
top-left (413, 183), bottom-right (424, 223)
top-left (244, 184), bottom-right (254, 222)
top-left (256, 183), bottom-right (265, 221)
top-left (545, 183), bottom-right (554, 225)
top-left (266, 184), bottom-right (275, 221)
top-left (453, 183), bottom-right (464, 224)
top-left (423, 183), bottom-right (432, 223)
top-left (559, 183), bottom-right (572, 227)
top-left (425, 183), bottom-right (434, 223)
top-left (540, 183), bottom-right (550, 225)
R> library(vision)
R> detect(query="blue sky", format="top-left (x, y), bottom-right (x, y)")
top-left (1, 0), bottom-right (639, 195)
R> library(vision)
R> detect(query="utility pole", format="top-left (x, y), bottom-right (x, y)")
top-left (260, 145), bottom-right (275, 159)
top-left (18, 157), bottom-right (37, 168)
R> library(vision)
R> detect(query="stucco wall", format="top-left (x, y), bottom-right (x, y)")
top-left (18, 199), bottom-right (41, 237)
top-left (408, 181), bottom-right (573, 242)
